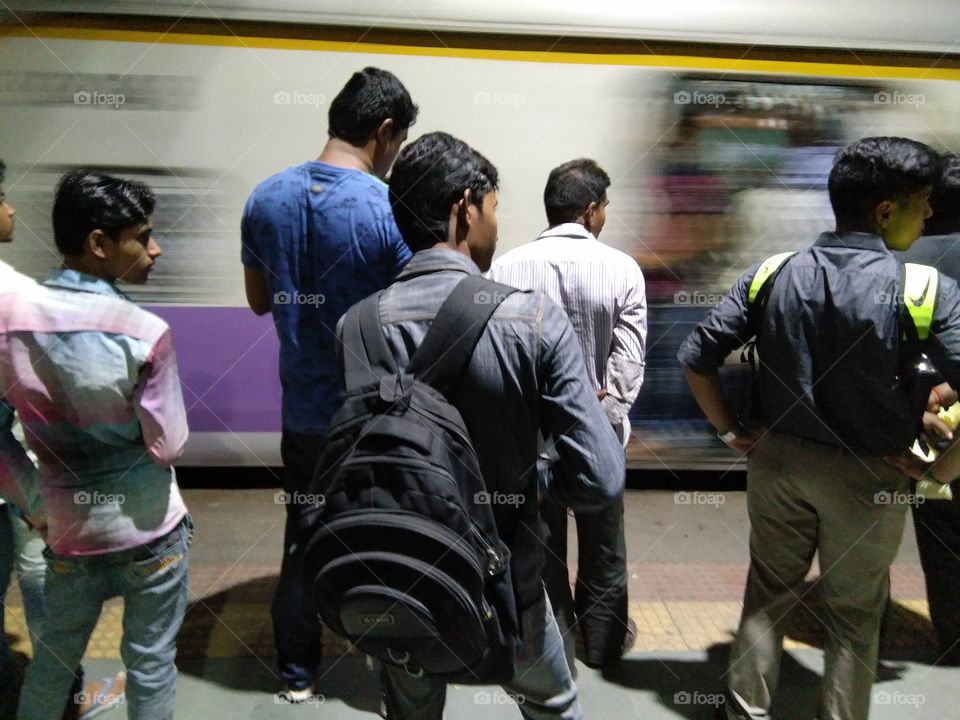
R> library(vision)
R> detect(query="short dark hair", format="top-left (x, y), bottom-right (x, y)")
top-left (828, 137), bottom-right (940, 230)
top-left (0, 159), bottom-right (6, 186)
top-left (544, 158), bottom-right (610, 226)
top-left (52, 170), bottom-right (155, 256)
top-left (328, 67), bottom-right (418, 146)
top-left (925, 152), bottom-right (960, 235)
top-left (389, 132), bottom-right (498, 253)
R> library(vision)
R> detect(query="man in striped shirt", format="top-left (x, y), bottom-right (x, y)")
top-left (490, 158), bottom-right (647, 670)
top-left (1, 170), bottom-right (190, 720)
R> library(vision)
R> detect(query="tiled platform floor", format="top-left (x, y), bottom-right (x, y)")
top-left (3, 488), bottom-right (952, 718)
top-left (3, 489), bottom-right (938, 659)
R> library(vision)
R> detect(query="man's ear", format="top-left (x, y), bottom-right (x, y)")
top-left (86, 229), bottom-right (109, 259)
top-left (450, 189), bottom-right (472, 243)
top-left (376, 118), bottom-right (395, 145)
top-left (583, 201), bottom-right (599, 231)
top-left (875, 200), bottom-right (894, 230)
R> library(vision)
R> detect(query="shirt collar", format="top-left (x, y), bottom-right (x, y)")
top-left (396, 247), bottom-right (481, 280)
top-left (537, 223), bottom-right (597, 242)
top-left (813, 231), bottom-right (891, 253)
top-left (43, 268), bottom-right (131, 301)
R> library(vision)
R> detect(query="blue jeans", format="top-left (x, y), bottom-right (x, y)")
top-left (272, 429), bottom-right (324, 690)
top-left (1, 504), bottom-right (48, 644)
top-left (2, 504), bottom-right (83, 718)
top-left (381, 590), bottom-right (581, 720)
top-left (18, 515), bottom-right (192, 720)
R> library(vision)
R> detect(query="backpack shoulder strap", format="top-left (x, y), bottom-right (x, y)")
top-left (902, 262), bottom-right (939, 341)
top-left (407, 275), bottom-right (516, 391)
top-left (340, 291), bottom-right (399, 391)
top-left (746, 251), bottom-right (797, 334)
top-left (748, 251), bottom-right (798, 304)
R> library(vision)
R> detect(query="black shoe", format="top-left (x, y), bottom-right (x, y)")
top-left (582, 618), bottom-right (637, 669)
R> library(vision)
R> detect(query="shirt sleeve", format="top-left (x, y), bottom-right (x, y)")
top-left (134, 330), bottom-right (189, 467)
top-left (677, 266), bottom-right (757, 374)
top-left (926, 273), bottom-right (960, 390)
top-left (0, 398), bottom-right (41, 515)
top-left (601, 262), bottom-right (647, 425)
top-left (240, 194), bottom-right (264, 270)
top-left (381, 212), bottom-right (412, 279)
top-left (537, 296), bottom-right (625, 510)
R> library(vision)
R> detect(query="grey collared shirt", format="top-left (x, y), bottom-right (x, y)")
top-left (339, 248), bottom-right (624, 594)
top-left (489, 223), bottom-right (647, 438)
top-left (678, 232), bottom-right (960, 456)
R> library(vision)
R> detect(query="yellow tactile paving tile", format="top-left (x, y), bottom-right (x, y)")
top-left (4, 597), bottom-right (933, 660)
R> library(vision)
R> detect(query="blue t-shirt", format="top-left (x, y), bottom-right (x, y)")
top-left (241, 161), bottom-right (411, 433)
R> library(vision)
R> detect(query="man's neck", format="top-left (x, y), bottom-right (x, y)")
top-left (317, 138), bottom-right (375, 175)
top-left (61, 257), bottom-right (113, 283)
top-left (545, 221), bottom-right (592, 237)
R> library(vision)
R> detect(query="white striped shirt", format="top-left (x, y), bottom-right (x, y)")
top-left (489, 223), bottom-right (647, 433)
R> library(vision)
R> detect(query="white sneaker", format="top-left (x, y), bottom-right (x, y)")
top-left (276, 685), bottom-right (315, 703)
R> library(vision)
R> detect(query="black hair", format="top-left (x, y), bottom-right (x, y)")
top-left (52, 170), bottom-right (155, 256)
top-left (389, 132), bottom-right (498, 252)
top-left (925, 152), bottom-right (960, 235)
top-left (828, 137), bottom-right (940, 230)
top-left (0, 159), bottom-right (5, 186)
top-left (328, 67), bottom-right (418, 146)
top-left (544, 158), bottom-right (610, 226)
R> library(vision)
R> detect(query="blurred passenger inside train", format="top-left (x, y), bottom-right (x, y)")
top-left (371, 131), bottom-right (624, 719)
top-left (0, 169), bottom-right (190, 720)
top-left (490, 158), bottom-right (646, 671)
top-left (679, 136), bottom-right (960, 720)
top-left (240, 66), bottom-right (418, 703)
top-left (896, 150), bottom-right (960, 666)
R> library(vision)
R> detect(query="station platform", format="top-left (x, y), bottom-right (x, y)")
top-left (3, 487), bottom-right (955, 719)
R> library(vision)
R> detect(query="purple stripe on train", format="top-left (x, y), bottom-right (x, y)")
top-left (146, 306), bottom-right (282, 433)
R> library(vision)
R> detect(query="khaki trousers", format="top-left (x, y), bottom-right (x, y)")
top-left (727, 432), bottom-right (909, 720)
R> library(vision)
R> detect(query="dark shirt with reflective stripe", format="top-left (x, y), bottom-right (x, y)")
top-left (678, 232), bottom-right (960, 455)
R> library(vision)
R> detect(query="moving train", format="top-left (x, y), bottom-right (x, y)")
top-left (1, 1), bottom-right (959, 469)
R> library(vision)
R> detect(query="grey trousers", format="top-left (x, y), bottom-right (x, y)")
top-left (727, 433), bottom-right (909, 720)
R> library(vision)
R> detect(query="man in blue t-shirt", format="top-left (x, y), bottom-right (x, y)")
top-left (241, 67), bottom-right (418, 703)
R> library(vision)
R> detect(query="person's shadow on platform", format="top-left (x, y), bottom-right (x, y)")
top-left (600, 590), bottom-right (936, 719)
top-left (603, 643), bottom-right (821, 720)
top-left (176, 574), bottom-right (382, 714)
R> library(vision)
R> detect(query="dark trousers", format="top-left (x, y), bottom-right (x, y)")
top-left (912, 493), bottom-right (960, 664)
top-left (541, 468), bottom-right (628, 668)
top-left (271, 429), bottom-right (325, 690)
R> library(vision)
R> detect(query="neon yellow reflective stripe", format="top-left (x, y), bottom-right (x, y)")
top-left (748, 251), bottom-right (797, 303)
top-left (903, 263), bottom-right (938, 340)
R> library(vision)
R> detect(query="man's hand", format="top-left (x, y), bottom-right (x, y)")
top-left (922, 410), bottom-right (954, 442)
top-left (725, 427), bottom-right (766, 455)
top-left (927, 382), bottom-right (957, 412)
top-left (25, 509), bottom-right (48, 539)
top-left (597, 388), bottom-right (609, 401)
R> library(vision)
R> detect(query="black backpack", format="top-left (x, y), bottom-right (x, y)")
top-left (299, 274), bottom-right (521, 684)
